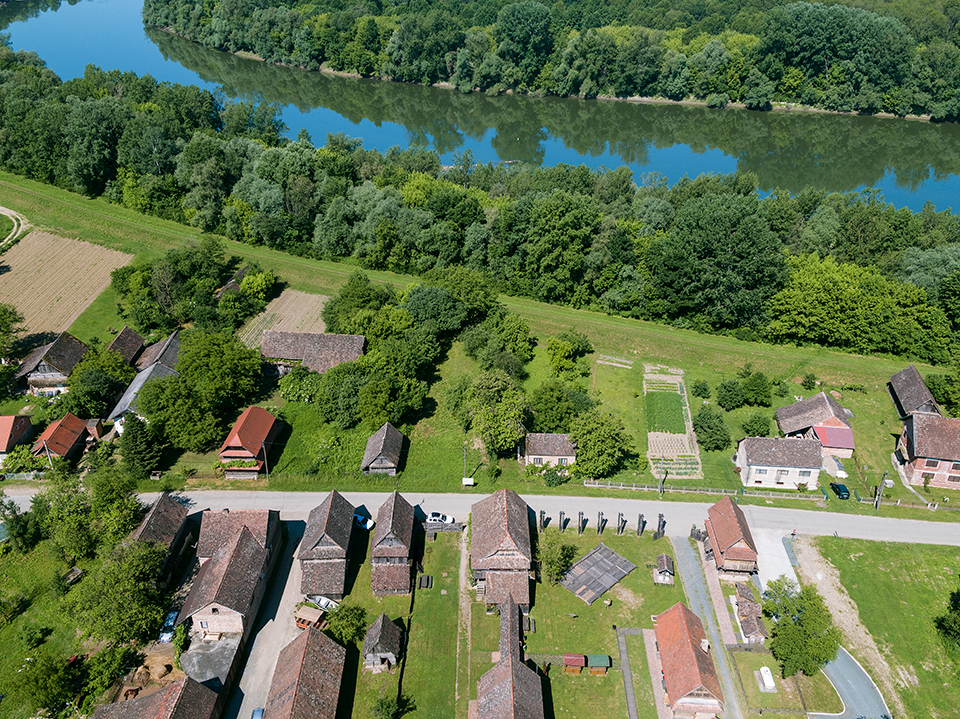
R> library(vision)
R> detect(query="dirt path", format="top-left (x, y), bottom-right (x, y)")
top-left (454, 529), bottom-right (472, 707)
top-left (0, 205), bottom-right (29, 250)
top-left (794, 536), bottom-right (906, 718)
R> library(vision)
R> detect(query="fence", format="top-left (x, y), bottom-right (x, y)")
top-left (1, 471), bottom-right (42, 481)
top-left (583, 480), bottom-right (824, 500)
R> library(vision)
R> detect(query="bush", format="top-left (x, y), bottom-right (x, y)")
top-left (543, 468), bottom-right (570, 487)
top-left (706, 92), bottom-right (730, 108)
top-left (693, 405), bottom-right (731, 451)
top-left (741, 412), bottom-right (771, 437)
top-left (172, 624), bottom-right (188, 670)
top-left (774, 380), bottom-right (790, 397)
top-left (742, 371), bottom-right (772, 407)
top-left (326, 603), bottom-right (368, 645)
top-left (801, 372), bottom-right (817, 390)
top-left (17, 622), bottom-right (48, 649)
top-left (716, 380), bottom-right (746, 411)
top-left (691, 380), bottom-right (711, 399)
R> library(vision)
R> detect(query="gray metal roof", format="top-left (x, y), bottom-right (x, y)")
top-left (108, 362), bottom-right (179, 420)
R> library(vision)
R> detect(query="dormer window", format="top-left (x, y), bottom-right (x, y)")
top-left (211, 608), bottom-right (219, 614)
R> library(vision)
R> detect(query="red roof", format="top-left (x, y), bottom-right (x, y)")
top-left (813, 424), bottom-right (856, 450)
top-left (219, 406), bottom-right (279, 458)
top-left (705, 496), bottom-right (757, 568)
top-left (563, 653), bottom-right (586, 667)
top-left (31, 412), bottom-right (87, 457)
top-left (0, 415), bottom-right (31, 452)
top-left (655, 602), bottom-right (723, 709)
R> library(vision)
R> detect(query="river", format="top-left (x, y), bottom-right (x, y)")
top-left (5, 0), bottom-right (960, 211)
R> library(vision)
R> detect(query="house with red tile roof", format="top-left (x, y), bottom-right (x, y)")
top-left (371, 491), bottom-right (415, 595)
top-left (265, 627), bottom-right (345, 719)
top-left (775, 392), bottom-right (855, 458)
top-left (218, 406), bottom-right (281, 479)
top-left (654, 602), bottom-right (724, 718)
top-left (471, 490), bottom-right (532, 612)
top-left (522, 433), bottom-right (576, 469)
top-left (702, 496), bottom-right (757, 575)
top-left (0, 415), bottom-right (32, 461)
top-left (91, 676), bottom-right (217, 719)
top-left (31, 412), bottom-right (87, 460)
top-left (897, 412), bottom-right (960, 490)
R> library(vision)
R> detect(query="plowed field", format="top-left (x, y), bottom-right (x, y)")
top-left (239, 289), bottom-right (328, 348)
top-left (0, 231), bottom-right (132, 335)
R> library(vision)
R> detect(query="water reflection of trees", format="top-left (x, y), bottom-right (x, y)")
top-left (149, 28), bottom-right (960, 195)
top-left (0, 0), bottom-right (82, 31)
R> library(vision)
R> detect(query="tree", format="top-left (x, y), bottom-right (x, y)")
top-left (538, 531), bottom-right (577, 584)
top-left (0, 301), bottom-right (23, 357)
top-left (692, 405), bottom-right (731, 451)
top-left (71, 540), bottom-right (166, 644)
top-left (10, 647), bottom-right (78, 713)
top-left (716, 380), bottom-right (746, 411)
top-left (529, 380), bottom-right (575, 433)
top-left (934, 576), bottom-right (960, 658)
top-left (569, 409), bottom-right (630, 479)
top-left (37, 473), bottom-right (95, 561)
top-left (0, 491), bottom-right (40, 553)
top-left (764, 577), bottom-right (841, 677)
top-left (691, 380), bottom-right (711, 399)
top-left (51, 367), bottom-right (123, 419)
top-left (741, 412), bottom-right (771, 437)
top-left (742, 371), bottom-right (772, 407)
top-left (802, 373), bottom-right (817, 391)
top-left (326, 603), bottom-right (368, 645)
top-left (118, 415), bottom-right (163, 480)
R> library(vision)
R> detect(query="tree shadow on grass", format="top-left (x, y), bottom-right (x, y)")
top-left (335, 642), bottom-right (360, 719)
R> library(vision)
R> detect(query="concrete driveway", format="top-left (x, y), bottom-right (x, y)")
top-left (751, 527), bottom-right (799, 590)
top-left (225, 521), bottom-right (306, 719)
top-left (811, 647), bottom-right (892, 719)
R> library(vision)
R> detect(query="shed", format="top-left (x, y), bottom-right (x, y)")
top-left (362, 613), bottom-right (403, 672)
top-left (889, 364), bottom-right (940, 417)
top-left (295, 605), bottom-right (324, 629)
top-left (360, 422), bottom-right (406, 475)
top-left (107, 326), bottom-right (144, 365)
top-left (654, 553), bottom-right (675, 586)
top-left (587, 654), bottom-right (611, 675)
top-left (260, 331), bottom-right (365, 374)
top-left (563, 653), bottom-right (586, 674)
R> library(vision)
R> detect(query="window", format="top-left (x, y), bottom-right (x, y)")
top-left (776, 469), bottom-right (789, 476)
top-left (925, 459), bottom-right (940, 468)
top-left (952, 462), bottom-right (960, 471)
top-left (211, 608), bottom-right (219, 614)
top-left (799, 470), bottom-right (811, 477)
top-left (755, 469), bottom-right (767, 475)
top-left (559, 457), bottom-right (567, 465)
top-left (200, 621), bottom-right (208, 628)
top-left (922, 472), bottom-right (935, 481)
top-left (754, 480), bottom-right (762, 484)
top-left (950, 476), bottom-right (960, 483)
top-left (534, 457), bottom-right (542, 465)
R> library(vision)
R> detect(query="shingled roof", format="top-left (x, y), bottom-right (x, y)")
top-left (889, 364), bottom-right (941, 417)
top-left (474, 655), bottom-right (544, 719)
top-left (128, 492), bottom-right (188, 549)
top-left (265, 627), bottom-right (345, 719)
top-left (197, 509), bottom-right (278, 559)
top-left (655, 602), bottom-right (723, 710)
top-left (31, 412), bottom-right (87, 457)
top-left (704, 496), bottom-right (757, 565)
top-left (261, 331), bottom-right (365, 374)
top-left (471, 490), bottom-right (532, 572)
top-left (299, 491), bottom-right (355, 561)
top-left (906, 413), bottom-right (960, 461)
top-left (525, 433), bottom-right (576, 457)
top-left (107, 326), bottom-right (144, 365)
top-left (362, 613), bottom-right (403, 658)
top-left (372, 491), bottom-right (415, 558)
top-left (0, 415), bottom-right (31, 453)
top-left (91, 677), bottom-right (218, 719)
top-left (219, 406), bottom-right (279, 456)
top-left (108, 362), bottom-right (179, 421)
top-left (179, 526), bottom-right (267, 624)
top-left (360, 422), bottom-right (405, 472)
top-left (776, 392), bottom-right (849, 435)
top-left (14, 332), bottom-right (88, 379)
top-left (136, 330), bottom-right (181, 372)
top-left (738, 437), bottom-right (823, 469)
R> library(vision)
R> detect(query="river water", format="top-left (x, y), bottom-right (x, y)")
top-left (5, 0), bottom-right (960, 211)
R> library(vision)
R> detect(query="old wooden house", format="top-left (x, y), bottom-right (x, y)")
top-left (360, 422), bottom-right (406, 475)
top-left (299, 490), bottom-right (355, 601)
top-left (470, 489), bottom-right (533, 613)
top-left (218, 406), bottom-right (281, 479)
top-left (703, 496), bottom-right (758, 575)
top-left (362, 613), bottom-right (403, 672)
top-left (654, 602), bottom-right (724, 719)
top-left (371, 491), bottom-right (415, 595)
top-left (265, 627), bottom-right (345, 719)
top-left (31, 412), bottom-right (88, 460)
top-left (14, 332), bottom-right (88, 395)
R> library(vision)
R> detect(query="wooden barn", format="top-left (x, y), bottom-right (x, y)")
top-left (360, 422), bottom-right (406, 475)
top-left (362, 613), bottom-right (403, 672)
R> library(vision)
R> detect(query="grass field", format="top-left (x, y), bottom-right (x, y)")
top-left (816, 537), bottom-right (960, 718)
top-left (730, 649), bottom-right (841, 713)
top-left (644, 391), bottom-right (686, 434)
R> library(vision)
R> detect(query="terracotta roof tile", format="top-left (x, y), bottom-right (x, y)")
top-left (90, 677), bottom-right (217, 719)
top-left (471, 490), bottom-right (532, 572)
top-left (654, 602), bottom-right (723, 709)
top-left (107, 326), bottom-right (144, 365)
top-left (265, 627), bottom-right (345, 719)
top-left (261, 331), bottom-right (364, 374)
top-left (31, 412), bottom-right (87, 457)
top-left (0, 415), bottom-right (31, 453)
top-left (705, 496), bottom-right (757, 560)
top-left (197, 509), bottom-right (278, 559)
top-left (218, 406), bottom-right (280, 457)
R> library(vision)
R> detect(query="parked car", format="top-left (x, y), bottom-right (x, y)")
top-left (830, 482), bottom-right (850, 500)
top-left (308, 595), bottom-right (340, 612)
top-left (354, 513), bottom-right (375, 530)
top-left (158, 610), bottom-right (179, 643)
top-left (427, 512), bottom-right (455, 525)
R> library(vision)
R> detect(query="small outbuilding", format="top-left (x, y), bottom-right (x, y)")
top-left (588, 655), bottom-right (611, 675)
top-left (362, 613), bottom-right (403, 672)
top-left (703, 496), bottom-right (758, 575)
top-left (107, 325), bottom-right (144, 366)
top-left (295, 605), bottom-right (324, 630)
top-left (563, 653), bottom-right (586, 674)
top-left (218, 406), bottom-right (282, 479)
top-left (31, 412), bottom-right (88, 460)
top-left (360, 422), bottom-right (406, 475)
top-left (889, 364), bottom-right (941, 418)
top-left (654, 553), bottom-right (675, 586)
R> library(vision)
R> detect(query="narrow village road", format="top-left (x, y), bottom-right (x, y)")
top-left (812, 647), bottom-right (892, 719)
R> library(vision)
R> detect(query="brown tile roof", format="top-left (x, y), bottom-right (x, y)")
top-left (475, 655), bottom-right (544, 719)
top-left (524, 433), bottom-right (576, 457)
top-left (179, 526), bottom-right (267, 623)
top-left (14, 332), bottom-right (89, 379)
top-left (299, 491), bottom-right (354, 561)
top-left (484, 571), bottom-right (530, 607)
top-left (498, 598), bottom-right (522, 661)
top-left (107, 326), bottom-right (144, 365)
top-left (128, 493), bottom-right (188, 549)
top-left (471, 490), bottom-right (532, 572)
top-left (371, 562), bottom-right (412, 594)
top-left (218, 406), bottom-right (279, 458)
top-left (889, 364), bottom-right (940, 417)
top-left (261, 331), bottom-right (365, 374)
top-left (90, 677), bottom-right (218, 719)
top-left (300, 559), bottom-right (348, 597)
top-left (738, 600), bottom-right (763, 619)
top-left (372, 491), bottom-right (415, 559)
top-left (136, 331), bottom-right (181, 372)
top-left (738, 437), bottom-right (823, 469)
top-left (654, 602), bottom-right (723, 709)
top-left (776, 392), bottom-right (849, 435)
top-left (31, 412), bottom-right (87, 457)
top-left (362, 613), bottom-right (403, 658)
top-left (740, 615), bottom-right (768, 638)
top-left (735, 582), bottom-right (755, 602)
top-left (705, 496), bottom-right (757, 562)
top-left (265, 627), bottom-right (345, 719)
top-left (360, 422), bottom-right (405, 472)
top-left (656, 554), bottom-right (674, 575)
top-left (0, 415), bottom-right (31, 452)
top-left (907, 413), bottom-right (960, 461)
top-left (197, 509), bottom-right (278, 559)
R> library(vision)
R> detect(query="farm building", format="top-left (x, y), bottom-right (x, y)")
top-left (735, 584), bottom-right (767, 645)
top-left (654, 602), bottom-right (724, 719)
top-left (734, 437), bottom-right (823, 489)
top-left (31, 411), bottom-right (87, 460)
top-left (889, 364), bottom-right (941, 418)
top-left (108, 362), bottom-right (180, 434)
top-left (107, 325), bottom-right (144, 365)
top-left (265, 627), bottom-right (345, 719)
top-left (563, 654), bottom-right (586, 674)
top-left (897, 412), bottom-right (960, 490)
top-left (135, 330), bottom-right (181, 372)
top-left (127, 492), bottom-right (191, 581)
top-left (471, 489), bottom-right (533, 613)
top-left (260, 330), bottom-right (365, 374)
top-left (702, 496), bottom-right (757, 575)
top-left (218, 406), bottom-right (282, 479)
top-left (522, 432), bottom-right (576, 469)
top-left (90, 677), bottom-right (217, 719)
top-left (0, 415), bottom-right (32, 461)
top-left (775, 392), bottom-right (855, 457)
top-left (177, 526), bottom-right (270, 639)
top-left (196, 508), bottom-right (280, 566)
top-left (299, 490), bottom-right (355, 600)
top-left (14, 332), bottom-right (88, 395)
top-left (371, 491), bottom-right (415, 595)
top-left (654, 553), bottom-right (675, 586)
top-left (363, 613), bottom-right (403, 672)
top-left (360, 422), bottom-right (406, 475)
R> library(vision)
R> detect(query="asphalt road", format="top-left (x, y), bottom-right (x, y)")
top-left (812, 647), bottom-right (892, 719)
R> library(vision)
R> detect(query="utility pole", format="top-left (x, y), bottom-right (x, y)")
top-left (261, 440), bottom-right (269, 482)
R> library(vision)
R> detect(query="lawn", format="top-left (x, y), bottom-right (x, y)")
top-left (815, 537), bottom-right (960, 718)
top-left (730, 649), bottom-right (841, 713)
top-left (644, 391), bottom-right (685, 434)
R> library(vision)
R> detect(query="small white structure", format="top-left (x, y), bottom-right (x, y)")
top-left (760, 666), bottom-right (775, 690)
top-left (734, 437), bottom-right (822, 490)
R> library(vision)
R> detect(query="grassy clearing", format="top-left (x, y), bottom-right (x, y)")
top-left (796, 669), bottom-right (844, 713)
top-left (644, 392), bottom-right (685, 434)
top-left (731, 649), bottom-right (808, 712)
top-left (815, 537), bottom-right (960, 718)
top-left (626, 634), bottom-right (659, 719)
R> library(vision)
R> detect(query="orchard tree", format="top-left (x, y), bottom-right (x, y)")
top-left (529, 380), bottom-right (575, 433)
top-left (716, 380), bottom-right (746, 411)
top-left (570, 409), bottom-right (630, 479)
top-left (741, 412), bottom-right (771, 437)
top-left (693, 405), bottom-right (731, 451)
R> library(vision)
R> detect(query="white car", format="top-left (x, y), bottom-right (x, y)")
top-left (308, 595), bottom-right (340, 612)
top-left (158, 610), bottom-right (178, 643)
top-left (427, 512), bottom-right (455, 525)
top-left (354, 513), bottom-right (375, 530)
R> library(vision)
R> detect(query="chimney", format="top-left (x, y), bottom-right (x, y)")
top-left (222, 508), bottom-right (230, 514)
top-left (700, 638), bottom-right (710, 653)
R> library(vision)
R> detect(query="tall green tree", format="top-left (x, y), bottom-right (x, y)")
top-left (569, 409), bottom-right (630, 479)
top-left (763, 577), bottom-right (842, 677)
top-left (118, 415), bottom-right (163, 480)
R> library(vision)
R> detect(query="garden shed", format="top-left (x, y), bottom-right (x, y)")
top-left (362, 613), bottom-right (403, 672)
top-left (654, 553), bottom-right (675, 585)
top-left (587, 655), bottom-right (611, 675)
top-left (360, 422), bottom-right (406, 475)
top-left (563, 653), bottom-right (586, 674)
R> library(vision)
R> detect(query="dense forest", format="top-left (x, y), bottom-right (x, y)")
top-left (144, 0), bottom-right (960, 120)
top-left (0, 43), bottom-right (959, 364)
